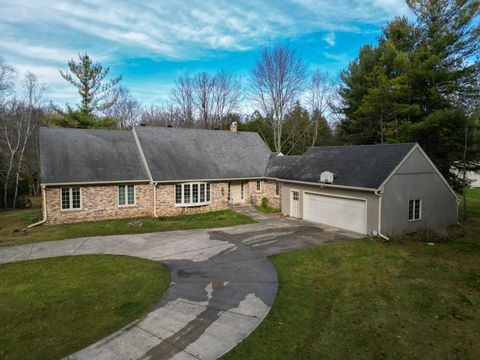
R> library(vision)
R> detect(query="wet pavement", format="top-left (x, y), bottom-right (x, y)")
top-left (0, 211), bottom-right (358, 360)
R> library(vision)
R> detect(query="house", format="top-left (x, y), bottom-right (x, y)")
top-left (38, 124), bottom-right (459, 236)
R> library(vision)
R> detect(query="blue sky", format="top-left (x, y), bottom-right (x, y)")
top-left (0, 0), bottom-right (410, 107)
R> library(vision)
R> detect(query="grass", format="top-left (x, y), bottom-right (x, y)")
top-left (255, 205), bottom-right (281, 213)
top-left (0, 209), bottom-right (255, 247)
top-left (0, 255), bottom-right (170, 360)
top-left (223, 189), bottom-right (480, 360)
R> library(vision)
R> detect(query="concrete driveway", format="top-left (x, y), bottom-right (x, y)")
top-left (0, 211), bottom-right (358, 360)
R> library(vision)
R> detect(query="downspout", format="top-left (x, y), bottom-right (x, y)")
top-left (27, 185), bottom-right (47, 228)
top-left (153, 182), bottom-right (158, 217)
top-left (374, 188), bottom-right (389, 241)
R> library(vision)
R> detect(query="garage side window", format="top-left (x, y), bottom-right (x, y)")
top-left (408, 199), bottom-right (421, 221)
top-left (119, 184), bottom-right (135, 206)
top-left (61, 187), bottom-right (81, 210)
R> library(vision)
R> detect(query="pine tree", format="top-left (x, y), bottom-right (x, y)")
top-left (60, 53), bottom-right (122, 116)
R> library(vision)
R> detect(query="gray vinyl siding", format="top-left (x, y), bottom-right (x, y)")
top-left (280, 182), bottom-right (379, 235)
top-left (381, 148), bottom-right (458, 235)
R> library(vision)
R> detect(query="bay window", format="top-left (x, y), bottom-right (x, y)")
top-left (175, 183), bottom-right (211, 206)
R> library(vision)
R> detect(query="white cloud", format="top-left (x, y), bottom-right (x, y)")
top-left (323, 32), bottom-right (336, 46)
top-left (0, 0), bottom-right (411, 105)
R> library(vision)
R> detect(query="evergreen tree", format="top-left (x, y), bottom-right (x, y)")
top-left (338, 0), bottom-right (480, 189)
top-left (60, 53), bottom-right (122, 116)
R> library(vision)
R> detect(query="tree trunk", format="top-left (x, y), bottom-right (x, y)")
top-left (462, 123), bottom-right (469, 221)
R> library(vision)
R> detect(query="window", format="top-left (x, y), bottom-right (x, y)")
top-left (292, 191), bottom-right (299, 201)
top-left (256, 180), bottom-right (261, 192)
top-left (175, 183), bottom-right (211, 206)
top-left (119, 184), bottom-right (135, 206)
top-left (175, 184), bottom-right (182, 204)
top-left (275, 181), bottom-right (280, 196)
top-left (61, 187), bottom-right (81, 210)
top-left (228, 182), bottom-right (231, 200)
top-left (241, 183), bottom-right (244, 200)
top-left (408, 199), bottom-right (421, 221)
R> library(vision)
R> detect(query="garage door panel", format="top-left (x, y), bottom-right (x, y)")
top-left (304, 193), bottom-right (366, 234)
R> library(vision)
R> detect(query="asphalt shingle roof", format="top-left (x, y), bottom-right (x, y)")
top-left (265, 155), bottom-right (301, 178)
top-left (39, 126), bottom-right (415, 189)
top-left (277, 143), bottom-right (416, 188)
top-left (134, 126), bottom-right (272, 181)
top-left (39, 127), bottom-right (149, 184)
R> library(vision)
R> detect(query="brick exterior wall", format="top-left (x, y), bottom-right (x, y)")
top-left (44, 183), bottom-right (153, 224)
top-left (155, 182), bottom-right (229, 216)
top-left (245, 180), bottom-right (281, 208)
top-left (43, 180), bottom-right (281, 225)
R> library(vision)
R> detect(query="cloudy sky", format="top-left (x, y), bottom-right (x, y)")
top-left (0, 0), bottom-right (410, 107)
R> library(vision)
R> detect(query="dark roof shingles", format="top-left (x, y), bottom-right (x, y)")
top-left (278, 143), bottom-right (416, 188)
top-left (134, 127), bottom-right (272, 181)
top-left (40, 127), bottom-right (149, 184)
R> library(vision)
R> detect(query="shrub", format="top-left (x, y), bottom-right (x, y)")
top-left (261, 197), bottom-right (269, 208)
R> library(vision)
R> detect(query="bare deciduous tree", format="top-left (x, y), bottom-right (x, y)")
top-left (140, 104), bottom-right (182, 127)
top-left (170, 71), bottom-right (194, 127)
top-left (171, 70), bottom-right (242, 129)
top-left (103, 87), bottom-right (141, 128)
top-left (0, 70), bottom-right (44, 208)
top-left (249, 44), bottom-right (307, 152)
top-left (308, 70), bottom-right (335, 146)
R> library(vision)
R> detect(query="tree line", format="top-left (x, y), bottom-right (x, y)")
top-left (0, 0), bottom-right (478, 211)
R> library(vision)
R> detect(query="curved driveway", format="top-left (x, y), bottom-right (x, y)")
top-left (0, 210), bottom-right (357, 360)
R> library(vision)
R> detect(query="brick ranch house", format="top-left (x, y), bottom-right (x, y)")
top-left (38, 124), bottom-right (458, 236)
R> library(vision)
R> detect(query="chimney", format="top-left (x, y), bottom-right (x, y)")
top-left (230, 121), bottom-right (238, 133)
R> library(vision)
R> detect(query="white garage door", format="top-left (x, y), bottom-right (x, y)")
top-left (303, 193), bottom-right (366, 234)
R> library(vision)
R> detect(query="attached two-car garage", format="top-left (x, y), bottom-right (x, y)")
top-left (303, 193), bottom-right (367, 234)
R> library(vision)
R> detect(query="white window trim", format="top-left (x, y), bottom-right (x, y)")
top-left (408, 199), bottom-right (422, 221)
top-left (60, 187), bottom-right (82, 211)
top-left (275, 181), bottom-right (280, 197)
top-left (256, 180), bottom-right (262, 192)
top-left (175, 182), bottom-right (211, 207)
top-left (118, 184), bottom-right (136, 207)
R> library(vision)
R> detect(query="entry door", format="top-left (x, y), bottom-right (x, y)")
top-left (290, 190), bottom-right (300, 218)
top-left (230, 182), bottom-right (244, 203)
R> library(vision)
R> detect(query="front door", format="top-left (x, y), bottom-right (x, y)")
top-left (290, 190), bottom-right (300, 217)
top-left (230, 182), bottom-right (245, 204)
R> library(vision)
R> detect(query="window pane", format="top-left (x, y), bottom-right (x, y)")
top-left (184, 184), bottom-right (190, 203)
top-left (175, 185), bottom-right (182, 204)
top-left (228, 183), bottom-right (231, 199)
top-left (408, 200), bottom-right (414, 220)
top-left (61, 188), bottom-right (70, 209)
top-left (256, 181), bottom-right (261, 191)
top-left (71, 187), bottom-right (80, 209)
top-left (275, 181), bottom-right (280, 196)
top-left (415, 200), bottom-right (420, 219)
top-left (206, 184), bottom-right (210, 202)
top-left (200, 184), bottom-right (205, 202)
top-left (127, 185), bottom-right (135, 204)
top-left (241, 183), bottom-right (244, 199)
top-left (193, 184), bottom-right (198, 203)
top-left (119, 185), bottom-right (125, 205)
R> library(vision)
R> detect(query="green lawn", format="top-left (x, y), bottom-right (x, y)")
top-left (224, 189), bottom-right (480, 360)
top-left (0, 209), bottom-right (255, 247)
top-left (0, 255), bottom-right (170, 360)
